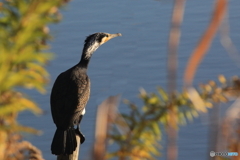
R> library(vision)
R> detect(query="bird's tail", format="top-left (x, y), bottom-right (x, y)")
top-left (51, 128), bottom-right (77, 155)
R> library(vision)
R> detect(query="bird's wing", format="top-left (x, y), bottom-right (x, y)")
top-left (50, 71), bottom-right (89, 129)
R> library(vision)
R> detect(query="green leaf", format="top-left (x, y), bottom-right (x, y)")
top-left (157, 87), bottom-right (169, 101)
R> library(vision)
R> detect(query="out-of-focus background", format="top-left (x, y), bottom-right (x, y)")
top-left (1, 0), bottom-right (239, 159)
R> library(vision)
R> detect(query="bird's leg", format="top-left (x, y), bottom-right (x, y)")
top-left (75, 115), bottom-right (85, 144)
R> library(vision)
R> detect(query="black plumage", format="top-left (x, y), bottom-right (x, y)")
top-left (50, 32), bottom-right (121, 155)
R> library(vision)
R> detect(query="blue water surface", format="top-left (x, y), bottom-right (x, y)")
top-left (18, 0), bottom-right (240, 159)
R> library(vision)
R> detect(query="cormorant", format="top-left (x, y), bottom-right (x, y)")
top-left (50, 32), bottom-right (122, 155)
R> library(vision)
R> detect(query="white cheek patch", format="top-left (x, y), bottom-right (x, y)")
top-left (85, 42), bottom-right (99, 59)
top-left (81, 108), bottom-right (86, 115)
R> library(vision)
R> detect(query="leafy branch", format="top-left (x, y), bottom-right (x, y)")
top-left (107, 75), bottom-right (240, 160)
top-left (0, 0), bottom-right (71, 159)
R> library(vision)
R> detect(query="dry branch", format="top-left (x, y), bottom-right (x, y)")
top-left (92, 95), bottom-right (120, 160)
top-left (184, 0), bottom-right (228, 86)
top-left (167, 0), bottom-right (186, 160)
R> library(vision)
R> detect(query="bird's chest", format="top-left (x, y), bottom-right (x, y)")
top-left (75, 78), bottom-right (91, 108)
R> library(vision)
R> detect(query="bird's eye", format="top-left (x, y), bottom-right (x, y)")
top-left (105, 35), bottom-right (109, 37)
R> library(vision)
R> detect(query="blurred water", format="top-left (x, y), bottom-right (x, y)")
top-left (18, 0), bottom-right (240, 159)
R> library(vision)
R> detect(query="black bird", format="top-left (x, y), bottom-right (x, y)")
top-left (50, 32), bottom-right (122, 155)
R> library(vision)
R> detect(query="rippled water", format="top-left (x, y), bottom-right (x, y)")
top-left (18, 0), bottom-right (240, 159)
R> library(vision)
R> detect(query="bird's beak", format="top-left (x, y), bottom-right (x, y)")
top-left (102, 33), bottom-right (122, 44)
top-left (109, 33), bottom-right (122, 39)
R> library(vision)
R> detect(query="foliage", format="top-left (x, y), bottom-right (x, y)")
top-left (0, 0), bottom-right (70, 159)
top-left (104, 0), bottom-right (240, 159)
top-left (106, 75), bottom-right (240, 160)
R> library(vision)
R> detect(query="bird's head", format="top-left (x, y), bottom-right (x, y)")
top-left (83, 32), bottom-right (122, 59)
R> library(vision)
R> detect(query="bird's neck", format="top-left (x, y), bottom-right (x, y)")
top-left (78, 48), bottom-right (94, 69)
top-left (78, 57), bottom-right (90, 69)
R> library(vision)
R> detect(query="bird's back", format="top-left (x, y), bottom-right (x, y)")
top-left (50, 66), bottom-right (90, 129)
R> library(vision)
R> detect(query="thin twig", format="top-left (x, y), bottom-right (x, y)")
top-left (219, 13), bottom-right (240, 68)
top-left (167, 0), bottom-right (185, 92)
top-left (183, 0), bottom-right (227, 86)
top-left (167, 0), bottom-right (185, 160)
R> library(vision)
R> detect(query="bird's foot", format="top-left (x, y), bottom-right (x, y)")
top-left (75, 128), bottom-right (85, 144)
